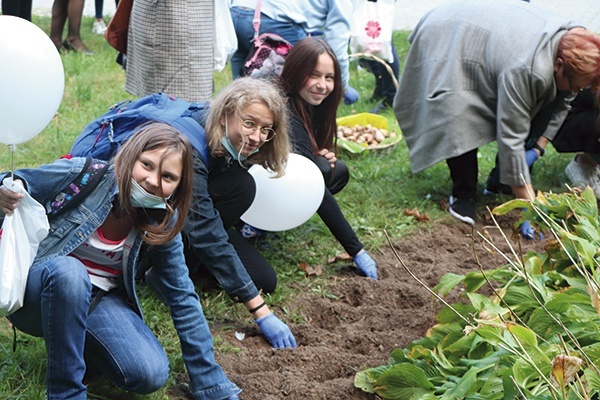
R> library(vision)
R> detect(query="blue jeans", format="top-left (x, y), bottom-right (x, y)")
top-left (8, 257), bottom-right (170, 399)
top-left (230, 6), bottom-right (306, 78)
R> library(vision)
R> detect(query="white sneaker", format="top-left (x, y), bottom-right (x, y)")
top-left (565, 159), bottom-right (600, 199)
top-left (92, 19), bottom-right (107, 35)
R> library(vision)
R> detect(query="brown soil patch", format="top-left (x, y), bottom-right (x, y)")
top-left (212, 216), bottom-right (546, 400)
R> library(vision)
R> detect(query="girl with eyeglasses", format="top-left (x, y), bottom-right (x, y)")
top-left (186, 77), bottom-right (297, 349)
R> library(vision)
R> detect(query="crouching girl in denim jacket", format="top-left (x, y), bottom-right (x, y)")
top-left (0, 123), bottom-right (240, 400)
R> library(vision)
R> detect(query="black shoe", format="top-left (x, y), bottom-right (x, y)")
top-left (449, 196), bottom-right (476, 225)
top-left (484, 175), bottom-right (513, 195)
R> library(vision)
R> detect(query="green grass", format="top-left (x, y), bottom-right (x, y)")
top-left (0, 18), bottom-right (577, 399)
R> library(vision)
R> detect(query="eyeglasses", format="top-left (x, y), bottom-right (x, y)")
top-left (237, 115), bottom-right (277, 142)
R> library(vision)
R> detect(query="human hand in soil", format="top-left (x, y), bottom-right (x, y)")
top-left (353, 250), bottom-right (378, 280)
top-left (254, 313), bottom-right (297, 349)
top-left (525, 148), bottom-right (539, 168)
top-left (520, 220), bottom-right (542, 240)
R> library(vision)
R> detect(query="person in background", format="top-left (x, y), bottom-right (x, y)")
top-left (0, 124), bottom-right (241, 400)
top-left (529, 89), bottom-right (600, 198)
top-left (359, 42), bottom-right (399, 114)
top-left (49, 0), bottom-right (91, 54)
top-left (1, 0), bottom-right (32, 20)
top-left (126, 0), bottom-right (213, 102)
top-left (394, 0), bottom-right (600, 229)
top-left (229, 0), bottom-right (360, 105)
top-left (92, 0), bottom-right (107, 35)
top-left (279, 37), bottom-right (378, 280)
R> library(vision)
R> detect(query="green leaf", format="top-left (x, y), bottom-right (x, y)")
top-left (545, 291), bottom-right (592, 313)
top-left (374, 363), bottom-right (436, 399)
top-left (437, 303), bottom-right (476, 324)
top-left (467, 293), bottom-right (510, 319)
top-left (526, 308), bottom-right (561, 338)
top-left (506, 324), bottom-right (550, 364)
top-left (443, 367), bottom-right (480, 399)
top-left (506, 324), bottom-right (538, 349)
top-left (473, 325), bottom-right (505, 346)
top-left (389, 348), bottom-right (409, 365)
top-left (434, 273), bottom-right (466, 296)
top-left (337, 138), bottom-right (367, 153)
top-left (355, 364), bottom-right (392, 393)
top-left (502, 284), bottom-right (539, 310)
top-left (463, 271), bottom-right (488, 293)
top-left (584, 365), bottom-right (600, 392)
top-left (492, 199), bottom-right (532, 215)
top-left (560, 231), bottom-right (598, 267)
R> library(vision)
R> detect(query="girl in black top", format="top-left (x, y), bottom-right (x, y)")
top-left (279, 37), bottom-right (378, 280)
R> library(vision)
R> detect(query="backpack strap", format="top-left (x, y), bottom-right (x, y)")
top-left (46, 157), bottom-right (111, 221)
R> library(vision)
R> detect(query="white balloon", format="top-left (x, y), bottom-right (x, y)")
top-left (241, 153), bottom-right (325, 231)
top-left (0, 16), bottom-right (64, 145)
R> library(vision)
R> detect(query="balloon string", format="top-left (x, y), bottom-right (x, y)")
top-left (9, 144), bottom-right (15, 179)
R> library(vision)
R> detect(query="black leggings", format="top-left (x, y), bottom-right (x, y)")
top-left (552, 89), bottom-right (600, 162)
top-left (206, 164), bottom-right (277, 293)
top-left (446, 149), bottom-right (479, 199)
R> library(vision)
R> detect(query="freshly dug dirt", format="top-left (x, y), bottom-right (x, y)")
top-left (212, 216), bottom-right (546, 400)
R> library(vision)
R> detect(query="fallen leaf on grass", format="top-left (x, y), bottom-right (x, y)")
top-left (298, 263), bottom-right (323, 276)
top-left (327, 253), bottom-right (352, 264)
top-left (404, 208), bottom-right (430, 222)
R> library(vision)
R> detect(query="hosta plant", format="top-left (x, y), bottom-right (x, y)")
top-left (355, 187), bottom-right (600, 399)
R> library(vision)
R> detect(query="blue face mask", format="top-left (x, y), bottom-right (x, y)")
top-left (221, 118), bottom-right (259, 161)
top-left (130, 178), bottom-right (168, 209)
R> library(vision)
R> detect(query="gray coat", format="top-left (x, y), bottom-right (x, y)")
top-left (126, 0), bottom-right (214, 102)
top-left (393, 0), bottom-right (581, 186)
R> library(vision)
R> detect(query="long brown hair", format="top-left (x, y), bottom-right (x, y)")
top-left (113, 122), bottom-right (194, 245)
top-left (280, 37), bottom-right (343, 152)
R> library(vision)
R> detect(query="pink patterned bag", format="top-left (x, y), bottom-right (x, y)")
top-left (241, 0), bottom-right (292, 78)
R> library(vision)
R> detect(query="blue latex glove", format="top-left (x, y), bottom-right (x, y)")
top-left (353, 250), bottom-right (378, 280)
top-left (525, 148), bottom-right (539, 168)
top-left (343, 86), bottom-right (360, 105)
top-left (254, 313), bottom-right (297, 349)
top-left (520, 220), bottom-right (543, 240)
top-left (226, 395), bottom-right (240, 400)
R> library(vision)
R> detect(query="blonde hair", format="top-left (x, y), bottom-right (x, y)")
top-left (558, 28), bottom-right (600, 91)
top-left (205, 77), bottom-right (290, 177)
top-left (113, 122), bottom-right (194, 245)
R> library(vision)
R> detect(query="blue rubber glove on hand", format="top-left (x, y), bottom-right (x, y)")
top-left (254, 313), bottom-right (297, 349)
top-left (525, 148), bottom-right (539, 168)
top-left (353, 250), bottom-right (378, 280)
top-left (520, 220), bottom-right (542, 240)
top-left (343, 86), bottom-right (359, 105)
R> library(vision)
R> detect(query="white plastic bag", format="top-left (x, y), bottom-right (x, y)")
top-left (349, 0), bottom-right (395, 63)
top-left (214, 0), bottom-right (238, 72)
top-left (0, 177), bottom-right (49, 316)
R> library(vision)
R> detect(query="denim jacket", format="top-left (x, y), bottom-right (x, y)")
top-left (185, 153), bottom-right (259, 302)
top-left (9, 157), bottom-right (240, 399)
